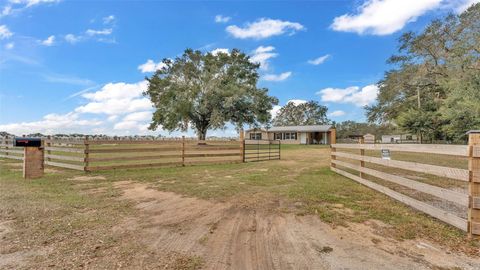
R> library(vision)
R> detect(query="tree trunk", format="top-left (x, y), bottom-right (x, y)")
top-left (197, 128), bottom-right (207, 144)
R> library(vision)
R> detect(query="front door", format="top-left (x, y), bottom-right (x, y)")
top-left (300, 133), bottom-right (307, 144)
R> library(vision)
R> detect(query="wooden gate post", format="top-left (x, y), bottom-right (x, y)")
top-left (239, 130), bottom-right (245, 163)
top-left (468, 130), bottom-right (480, 237)
top-left (330, 128), bottom-right (336, 145)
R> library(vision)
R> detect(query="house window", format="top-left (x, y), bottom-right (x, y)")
top-left (274, 133), bottom-right (282, 140)
top-left (250, 132), bottom-right (262, 140)
top-left (283, 132), bottom-right (297, 140)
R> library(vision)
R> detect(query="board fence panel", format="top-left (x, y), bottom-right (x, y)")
top-left (1, 136), bottom-right (280, 172)
top-left (331, 138), bottom-right (479, 236)
top-left (332, 143), bottom-right (468, 156)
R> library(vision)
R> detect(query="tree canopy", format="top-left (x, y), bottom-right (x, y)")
top-left (366, 4), bottom-right (480, 142)
top-left (272, 100), bottom-right (330, 126)
top-left (335, 121), bottom-right (399, 140)
top-left (144, 48), bottom-right (278, 140)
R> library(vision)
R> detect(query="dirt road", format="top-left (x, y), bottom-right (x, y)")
top-left (114, 182), bottom-right (480, 270)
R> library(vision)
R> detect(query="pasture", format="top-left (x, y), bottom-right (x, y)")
top-left (0, 145), bottom-right (479, 269)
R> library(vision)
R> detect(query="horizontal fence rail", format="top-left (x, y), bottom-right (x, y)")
top-left (331, 139), bottom-right (480, 236)
top-left (243, 139), bottom-right (281, 162)
top-left (85, 138), bottom-right (244, 171)
top-left (44, 138), bottom-right (86, 171)
top-left (1, 136), bottom-right (281, 172)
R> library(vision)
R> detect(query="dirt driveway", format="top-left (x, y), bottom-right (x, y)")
top-left (112, 181), bottom-right (480, 270)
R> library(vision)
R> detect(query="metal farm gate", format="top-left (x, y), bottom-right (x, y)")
top-left (243, 139), bottom-right (280, 162)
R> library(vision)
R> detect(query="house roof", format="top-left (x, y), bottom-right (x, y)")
top-left (268, 125), bottom-right (332, 132)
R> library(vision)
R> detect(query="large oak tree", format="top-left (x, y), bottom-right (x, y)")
top-left (272, 100), bottom-right (329, 126)
top-left (144, 49), bottom-right (278, 140)
top-left (366, 4), bottom-right (480, 142)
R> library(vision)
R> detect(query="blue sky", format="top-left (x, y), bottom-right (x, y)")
top-left (0, 0), bottom-right (477, 136)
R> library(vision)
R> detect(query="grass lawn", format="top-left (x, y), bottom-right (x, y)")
top-left (0, 145), bottom-right (478, 268)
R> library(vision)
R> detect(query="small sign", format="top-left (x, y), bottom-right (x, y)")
top-left (381, 149), bottom-right (391, 160)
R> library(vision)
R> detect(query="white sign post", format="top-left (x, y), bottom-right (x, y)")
top-left (381, 149), bottom-right (391, 160)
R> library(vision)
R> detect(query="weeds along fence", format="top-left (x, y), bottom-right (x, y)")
top-left (331, 131), bottom-right (480, 237)
top-left (1, 136), bottom-right (282, 171)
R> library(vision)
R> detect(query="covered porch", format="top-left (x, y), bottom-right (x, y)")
top-left (300, 131), bottom-right (331, 145)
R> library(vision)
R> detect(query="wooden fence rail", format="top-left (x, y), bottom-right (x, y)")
top-left (1, 136), bottom-right (281, 172)
top-left (331, 131), bottom-right (480, 237)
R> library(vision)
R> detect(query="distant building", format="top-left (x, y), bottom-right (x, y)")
top-left (363, 133), bottom-right (375, 144)
top-left (245, 125), bottom-right (335, 145)
top-left (381, 134), bottom-right (417, 143)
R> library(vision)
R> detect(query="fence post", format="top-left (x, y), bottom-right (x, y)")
top-left (46, 135), bottom-right (51, 163)
top-left (4, 136), bottom-right (8, 158)
top-left (182, 136), bottom-right (185, 166)
top-left (84, 135), bottom-right (89, 172)
top-left (330, 128), bottom-right (336, 145)
top-left (359, 137), bottom-right (365, 178)
top-left (468, 130), bottom-right (480, 237)
top-left (331, 144), bottom-right (336, 169)
top-left (240, 130), bottom-right (245, 163)
top-left (268, 140), bottom-right (271, 160)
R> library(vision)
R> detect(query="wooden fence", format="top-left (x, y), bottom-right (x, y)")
top-left (0, 137), bottom-right (23, 160)
top-left (85, 137), bottom-right (243, 171)
top-left (1, 135), bottom-right (282, 172)
top-left (331, 131), bottom-right (480, 237)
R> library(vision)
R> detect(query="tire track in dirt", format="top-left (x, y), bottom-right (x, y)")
top-left (114, 182), bottom-right (480, 270)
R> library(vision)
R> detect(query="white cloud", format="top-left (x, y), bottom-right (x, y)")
top-left (286, 99), bottom-right (307, 106)
top-left (270, 105), bottom-right (282, 118)
top-left (0, 112), bottom-right (102, 135)
top-left (262, 72), bottom-right (292, 82)
top-left (41, 35), bottom-right (55, 46)
top-left (75, 81), bottom-right (153, 115)
top-left (122, 111), bottom-right (152, 122)
top-left (331, 0), bottom-right (442, 35)
top-left (0, 80), bottom-right (158, 135)
top-left (250, 46), bottom-right (277, 70)
top-left (103, 15), bottom-right (115, 24)
top-left (113, 121), bottom-right (149, 131)
top-left (308, 54), bottom-right (330, 65)
top-left (138, 59), bottom-right (167, 73)
top-left (317, 84), bottom-right (379, 106)
top-left (328, 110), bottom-right (346, 117)
top-left (107, 115), bottom-right (118, 122)
top-left (226, 18), bottom-right (305, 39)
top-left (270, 99), bottom-right (307, 119)
top-left (4, 42), bottom-right (14, 49)
top-left (43, 73), bottom-right (94, 86)
top-left (86, 28), bottom-right (112, 36)
top-left (0, 25), bottom-right (13, 39)
top-left (215, 15), bottom-right (231, 23)
top-left (11, 0), bottom-right (60, 8)
top-left (210, 48), bottom-right (229, 55)
top-left (64, 33), bottom-right (80, 44)
top-left (114, 111), bottom-right (151, 131)
top-left (1, 0), bottom-right (59, 18)
top-left (1, 5), bottom-right (12, 16)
